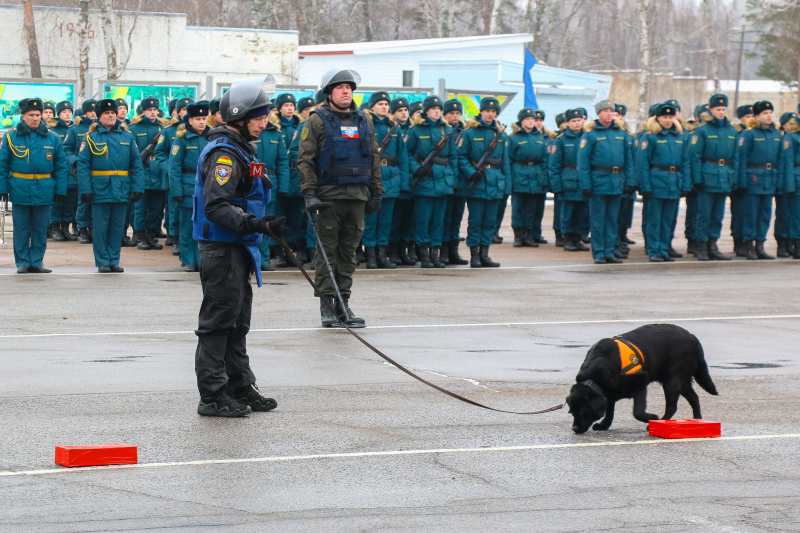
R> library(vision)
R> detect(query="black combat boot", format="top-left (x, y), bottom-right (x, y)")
top-left (233, 384), bottom-right (277, 412)
top-left (274, 247), bottom-right (288, 267)
top-left (47, 224), bottom-right (53, 239)
top-left (479, 245), bottom-right (500, 267)
top-left (61, 222), bottom-right (78, 242)
top-left (695, 241), bottom-right (710, 261)
top-left (563, 233), bottom-right (579, 252)
top-left (745, 240), bottom-right (758, 260)
top-left (492, 231), bottom-right (503, 244)
top-left (120, 230), bottom-right (136, 247)
top-left (708, 239), bottom-right (731, 260)
top-left (621, 229), bottom-right (635, 245)
top-left (320, 296), bottom-right (342, 327)
top-left (70, 222), bottom-right (79, 237)
top-left (574, 234), bottom-right (589, 251)
top-left (407, 242), bottom-right (418, 264)
top-left (153, 227), bottom-right (167, 239)
top-left (755, 240), bottom-right (775, 260)
top-left (388, 243), bottom-right (401, 265)
top-left (51, 223), bottom-right (66, 242)
top-left (419, 243), bottom-right (434, 268)
top-left (787, 239), bottom-right (796, 257)
top-left (448, 240), bottom-right (469, 265)
top-left (336, 296), bottom-right (366, 327)
top-left (355, 244), bottom-right (366, 265)
top-left (521, 229), bottom-right (538, 247)
top-left (197, 388), bottom-right (252, 418)
top-left (147, 229), bottom-right (163, 250)
top-left (735, 239), bottom-right (747, 257)
top-left (439, 241), bottom-right (450, 264)
top-left (431, 246), bottom-right (446, 268)
top-left (777, 238), bottom-right (789, 258)
top-left (295, 245), bottom-right (309, 264)
top-left (377, 246), bottom-right (396, 269)
top-left (136, 230), bottom-right (152, 250)
top-left (533, 234), bottom-right (548, 244)
top-left (555, 230), bottom-right (564, 247)
top-left (687, 239), bottom-right (697, 256)
top-left (513, 228), bottom-right (524, 247)
top-left (79, 227), bottom-right (91, 244)
top-left (792, 239), bottom-right (800, 259)
top-left (308, 247), bottom-right (316, 268)
top-left (470, 245), bottom-right (482, 268)
top-left (398, 241), bottom-right (414, 265)
top-left (667, 244), bottom-right (682, 258)
top-left (365, 247), bottom-right (378, 269)
top-left (164, 234), bottom-right (175, 246)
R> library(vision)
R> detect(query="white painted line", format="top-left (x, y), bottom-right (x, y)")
top-left (1, 314), bottom-right (799, 340)
top-left (2, 433), bottom-right (798, 477)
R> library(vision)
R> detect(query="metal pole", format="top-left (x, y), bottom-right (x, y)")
top-left (734, 25), bottom-right (746, 111)
top-left (0, 199), bottom-right (7, 245)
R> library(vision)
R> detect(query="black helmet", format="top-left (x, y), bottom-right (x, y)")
top-left (220, 75), bottom-right (276, 123)
top-left (319, 68), bottom-right (361, 94)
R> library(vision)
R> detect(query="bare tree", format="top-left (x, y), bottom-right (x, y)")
top-left (99, 0), bottom-right (120, 79)
top-left (22, 0), bottom-right (42, 78)
top-left (636, 0), bottom-right (651, 124)
top-left (78, 0), bottom-right (91, 94)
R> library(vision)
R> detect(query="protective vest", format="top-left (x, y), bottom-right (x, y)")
top-left (192, 136), bottom-right (270, 286)
top-left (615, 338), bottom-right (645, 375)
top-left (315, 107), bottom-right (372, 186)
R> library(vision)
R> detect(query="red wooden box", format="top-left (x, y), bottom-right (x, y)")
top-left (55, 443), bottom-right (138, 467)
top-left (648, 419), bottom-right (721, 439)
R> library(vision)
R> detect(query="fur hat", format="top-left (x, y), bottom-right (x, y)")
top-left (595, 99), bottom-right (615, 114)
top-left (140, 97), bottom-right (159, 111)
top-left (56, 101), bottom-right (73, 114)
top-left (43, 101), bottom-right (56, 113)
top-left (186, 101), bottom-right (210, 119)
top-left (82, 99), bottom-right (97, 113)
top-left (664, 99), bottom-right (681, 111)
top-left (367, 91), bottom-right (391, 109)
top-left (18, 98), bottom-right (44, 114)
top-left (780, 111), bottom-right (797, 127)
top-left (297, 96), bottom-right (315, 113)
top-left (708, 94), bottom-right (728, 108)
top-left (518, 108), bottom-right (536, 121)
top-left (657, 103), bottom-right (678, 117)
top-left (753, 101), bottom-right (774, 115)
top-left (443, 98), bottom-right (463, 115)
top-left (114, 98), bottom-right (129, 111)
top-left (409, 101), bottom-right (423, 115)
top-left (736, 105), bottom-right (754, 119)
top-left (480, 97), bottom-right (501, 112)
top-left (96, 98), bottom-right (118, 115)
top-left (615, 103), bottom-right (627, 116)
top-left (390, 97), bottom-right (409, 113)
top-left (176, 98), bottom-right (194, 114)
top-left (274, 93), bottom-right (297, 110)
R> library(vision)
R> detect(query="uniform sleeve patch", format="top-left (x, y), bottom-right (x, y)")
top-left (551, 144), bottom-right (557, 154)
top-left (738, 137), bottom-right (745, 146)
top-left (301, 127), bottom-right (309, 141)
top-left (641, 140), bottom-right (648, 150)
top-left (216, 156), bottom-right (232, 165)
top-left (79, 141), bottom-right (86, 152)
top-left (580, 138), bottom-right (587, 148)
top-left (215, 165), bottom-right (231, 186)
top-left (784, 139), bottom-right (790, 150)
top-left (171, 145), bottom-right (179, 156)
top-left (157, 135), bottom-right (164, 144)
top-left (691, 135), bottom-right (698, 145)
top-left (292, 131), bottom-right (298, 140)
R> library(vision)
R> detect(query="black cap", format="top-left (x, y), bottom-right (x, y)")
top-left (96, 99), bottom-right (118, 115)
top-left (409, 101), bottom-right (423, 114)
top-left (565, 109), bottom-right (583, 121)
top-left (753, 101), bottom-right (774, 115)
top-left (367, 91), bottom-right (391, 109)
top-left (657, 103), bottom-right (677, 117)
top-left (517, 108), bottom-right (536, 121)
top-left (708, 94), bottom-right (728, 108)
top-left (297, 97), bottom-right (315, 113)
top-left (43, 101), bottom-right (56, 112)
top-left (736, 105), bottom-right (754, 119)
top-left (390, 97), bottom-right (409, 113)
top-left (168, 99), bottom-right (178, 114)
top-left (114, 98), bottom-right (129, 110)
top-left (423, 95), bottom-right (443, 112)
top-left (176, 98), bottom-right (194, 113)
top-left (186, 101), bottom-right (210, 119)
top-left (56, 101), bottom-right (73, 114)
top-left (82, 99), bottom-right (97, 113)
top-left (480, 97), bottom-right (501, 112)
top-left (140, 97), bottom-right (159, 111)
top-left (18, 98), bottom-right (44, 114)
top-left (443, 98), bottom-right (463, 115)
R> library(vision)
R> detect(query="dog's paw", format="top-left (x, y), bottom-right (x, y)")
top-left (592, 422), bottom-right (610, 431)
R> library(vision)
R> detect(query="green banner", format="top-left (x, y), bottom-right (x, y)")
top-left (0, 82), bottom-right (74, 128)
top-left (104, 85), bottom-right (197, 119)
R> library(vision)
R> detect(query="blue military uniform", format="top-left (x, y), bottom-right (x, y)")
top-left (255, 110), bottom-right (289, 269)
top-left (169, 113), bottom-right (212, 271)
top-left (46, 100), bottom-right (78, 241)
top-left (578, 101), bottom-right (634, 263)
top-left (77, 101), bottom-right (145, 271)
top-left (156, 98), bottom-right (194, 248)
top-left (407, 97), bottom-right (458, 268)
top-left (775, 111), bottom-right (799, 257)
top-left (288, 117), bottom-right (317, 263)
top-left (689, 94), bottom-right (738, 260)
top-left (637, 106), bottom-right (690, 261)
top-left (457, 98), bottom-right (511, 267)
top-left (782, 114), bottom-right (800, 258)
top-left (62, 100), bottom-right (98, 242)
top-left (508, 109), bottom-right (549, 248)
top-left (737, 101), bottom-right (787, 259)
top-left (388, 97), bottom-right (417, 265)
top-left (549, 109), bottom-right (589, 252)
top-left (0, 100), bottom-right (68, 272)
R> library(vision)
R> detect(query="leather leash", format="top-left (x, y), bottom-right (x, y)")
top-left (265, 226), bottom-right (564, 416)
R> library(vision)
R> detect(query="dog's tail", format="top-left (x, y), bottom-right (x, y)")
top-left (693, 335), bottom-right (718, 396)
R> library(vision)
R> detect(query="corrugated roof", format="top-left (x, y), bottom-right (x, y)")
top-left (299, 34), bottom-right (532, 55)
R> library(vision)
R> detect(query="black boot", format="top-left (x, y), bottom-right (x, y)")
top-left (513, 228), bottom-right (524, 247)
top-left (521, 229), bottom-right (539, 247)
top-left (136, 230), bottom-right (151, 250)
top-left (61, 222), bottom-right (78, 242)
top-left (431, 246), bottom-right (446, 268)
top-left (755, 240), bottom-right (775, 260)
top-left (469, 245), bottom-right (482, 268)
top-left (274, 247), bottom-right (288, 267)
top-left (197, 389), bottom-right (251, 418)
top-left (172, 237), bottom-right (180, 256)
top-left (555, 230), bottom-right (564, 247)
top-left (376, 246), bottom-right (396, 269)
top-left (735, 238), bottom-right (747, 257)
top-left (449, 240), bottom-right (469, 265)
top-left (355, 245), bottom-right (366, 265)
top-left (492, 231), bottom-right (503, 244)
top-left (479, 245), bottom-right (500, 267)
top-left (153, 227), bottom-right (167, 239)
top-left (621, 230), bottom-right (635, 245)
top-left (71, 222), bottom-right (79, 237)
top-left (147, 229), bottom-right (163, 250)
top-left (47, 224), bottom-right (53, 239)
top-left (439, 241), bottom-right (450, 264)
top-left (777, 238), bottom-right (789, 258)
top-left (308, 247), bottom-right (316, 269)
top-left (745, 240), bottom-right (758, 260)
top-left (365, 247), bottom-right (378, 269)
top-left (164, 234), bottom-right (175, 247)
top-left (120, 233), bottom-right (137, 247)
top-left (793, 239), bottom-right (800, 259)
top-left (232, 384), bottom-right (277, 412)
top-left (419, 243), bottom-right (434, 268)
top-left (574, 234), bottom-right (589, 251)
top-left (335, 296), bottom-right (366, 327)
top-left (407, 242), bottom-right (418, 264)
top-left (695, 241), bottom-right (710, 261)
top-left (563, 233), bottom-right (579, 252)
top-left (320, 296), bottom-right (342, 328)
top-left (667, 245), bottom-right (682, 258)
top-left (296, 245), bottom-right (309, 264)
top-left (533, 234), bottom-right (548, 244)
top-left (708, 239), bottom-right (731, 260)
top-left (398, 241), bottom-right (415, 265)
top-left (687, 239), bottom-right (697, 256)
top-left (388, 243), bottom-right (401, 265)
top-left (79, 228), bottom-right (91, 244)
top-left (51, 223), bottom-right (66, 242)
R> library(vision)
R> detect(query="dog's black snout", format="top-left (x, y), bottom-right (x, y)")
top-left (572, 424), bottom-right (586, 434)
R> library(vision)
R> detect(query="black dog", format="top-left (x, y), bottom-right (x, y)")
top-left (566, 324), bottom-right (718, 433)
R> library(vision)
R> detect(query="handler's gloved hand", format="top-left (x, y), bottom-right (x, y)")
top-left (303, 190), bottom-right (331, 213)
top-left (642, 191), bottom-right (653, 200)
top-left (54, 194), bottom-right (66, 203)
top-left (244, 213), bottom-right (277, 235)
top-left (582, 189), bottom-right (593, 199)
top-left (693, 182), bottom-right (706, 193)
top-left (623, 185), bottom-right (636, 195)
top-left (81, 193), bottom-right (94, 204)
top-left (364, 195), bottom-right (382, 215)
top-left (129, 191), bottom-right (143, 203)
top-left (267, 216), bottom-right (287, 238)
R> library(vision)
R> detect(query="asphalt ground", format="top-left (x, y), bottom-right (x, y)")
top-left (1, 202), bottom-right (800, 532)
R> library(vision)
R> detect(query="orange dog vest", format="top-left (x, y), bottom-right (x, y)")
top-left (615, 338), bottom-right (645, 374)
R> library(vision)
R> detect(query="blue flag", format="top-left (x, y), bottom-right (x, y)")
top-left (523, 49), bottom-right (539, 109)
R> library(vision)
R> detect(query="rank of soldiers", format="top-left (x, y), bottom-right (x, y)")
top-left (2, 88), bottom-right (799, 274)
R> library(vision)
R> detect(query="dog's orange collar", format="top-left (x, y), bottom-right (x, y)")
top-left (615, 338), bottom-right (645, 374)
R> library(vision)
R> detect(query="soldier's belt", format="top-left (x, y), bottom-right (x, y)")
top-left (416, 156), bottom-right (450, 166)
top-left (591, 165), bottom-right (624, 173)
top-left (703, 158), bottom-right (732, 166)
top-left (512, 159), bottom-right (543, 167)
top-left (650, 164), bottom-right (678, 173)
top-left (91, 170), bottom-right (129, 176)
top-left (11, 172), bottom-right (51, 180)
top-left (470, 157), bottom-right (502, 169)
top-left (561, 165), bottom-right (577, 170)
top-left (794, 163), bottom-right (800, 168)
top-left (380, 154), bottom-right (399, 166)
top-left (747, 163), bottom-right (774, 170)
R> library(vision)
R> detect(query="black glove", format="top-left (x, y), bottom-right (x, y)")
top-left (173, 196), bottom-right (183, 203)
top-left (81, 193), bottom-right (94, 204)
top-left (582, 189), bottom-right (592, 199)
top-left (642, 191), bottom-right (653, 200)
top-left (303, 191), bottom-right (331, 213)
top-left (413, 166), bottom-right (430, 179)
top-left (267, 216), bottom-right (287, 238)
top-left (680, 190), bottom-right (689, 197)
top-left (693, 182), bottom-right (706, 193)
top-left (470, 171), bottom-right (485, 183)
top-left (129, 191), bottom-right (143, 203)
top-left (623, 185), bottom-right (636, 195)
top-left (365, 195), bottom-right (382, 215)
top-left (54, 194), bottom-right (66, 203)
top-left (0, 192), bottom-right (8, 202)
top-left (245, 213), bottom-right (277, 234)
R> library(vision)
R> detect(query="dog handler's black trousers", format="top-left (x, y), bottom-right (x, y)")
top-left (195, 243), bottom-right (256, 397)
